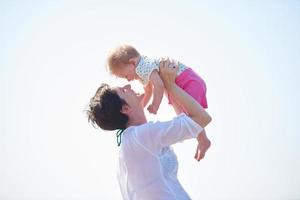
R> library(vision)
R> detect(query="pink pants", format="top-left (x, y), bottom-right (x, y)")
top-left (168, 68), bottom-right (208, 111)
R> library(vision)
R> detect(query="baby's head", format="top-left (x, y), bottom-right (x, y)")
top-left (107, 44), bottom-right (140, 81)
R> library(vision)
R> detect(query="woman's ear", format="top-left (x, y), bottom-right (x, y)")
top-left (121, 104), bottom-right (132, 114)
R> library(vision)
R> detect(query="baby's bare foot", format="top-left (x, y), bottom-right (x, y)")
top-left (195, 139), bottom-right (211, 161)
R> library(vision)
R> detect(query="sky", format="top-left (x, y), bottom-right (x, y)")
top-left (1, 0), bottom-right (300, 199)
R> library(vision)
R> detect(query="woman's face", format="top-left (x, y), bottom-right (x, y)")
top-left (115, 84), bottom-right (144, 108)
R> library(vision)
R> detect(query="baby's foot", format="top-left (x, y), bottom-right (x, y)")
top-left (195, 139), bottom-right (211, 161)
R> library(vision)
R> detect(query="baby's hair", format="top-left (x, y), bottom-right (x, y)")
top-left (107, 44), bottom-right (140, 73)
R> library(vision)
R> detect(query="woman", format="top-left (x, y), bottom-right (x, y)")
top-left (87, 59), bottom-right (212, 199)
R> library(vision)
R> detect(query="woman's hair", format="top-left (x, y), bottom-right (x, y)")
top-left (106, 44), bottom-right (140, 73)
top-left (86, 83), bottom-right (129, 130)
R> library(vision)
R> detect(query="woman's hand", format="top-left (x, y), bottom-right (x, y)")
top-left (159, 58), bottom-right (179, 90)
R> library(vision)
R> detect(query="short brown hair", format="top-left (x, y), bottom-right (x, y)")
top-left (86, 83), bottom-right (129, 130)
top-left (107, 44), bottom-right (140, 73)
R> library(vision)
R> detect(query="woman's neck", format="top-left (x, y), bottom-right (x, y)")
top-left (126, 111), bottom-right (147, 127)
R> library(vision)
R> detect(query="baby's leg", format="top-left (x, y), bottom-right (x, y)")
top-left (172, 80), bottom-right (211, 161)
top-left (167, 83), bottom-right (211, 161)
top-left (171, 96), bottom-right (211, 161)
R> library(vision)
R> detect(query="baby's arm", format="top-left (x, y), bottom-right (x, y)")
top-left (142, 82), bottom-right (153, 107)
top-left (147, 70), bottom-right (164, 114)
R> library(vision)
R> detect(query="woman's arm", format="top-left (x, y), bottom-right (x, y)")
top-left (159, 59), bottom-right (211, 128)
top-left (147, 70), bottom-right (164, 114)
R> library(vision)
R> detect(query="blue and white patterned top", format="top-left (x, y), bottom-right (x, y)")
top-left (135, 55), bottom-right (188, 86)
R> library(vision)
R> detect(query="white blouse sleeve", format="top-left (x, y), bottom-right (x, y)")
top-left (134, 114), bottom-right (203, 154)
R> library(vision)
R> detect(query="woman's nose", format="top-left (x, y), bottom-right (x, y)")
top-left (124, 84), bottom-right (131, 89)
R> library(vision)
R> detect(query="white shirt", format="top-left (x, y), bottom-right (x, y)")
top-left (135, 56), bottom-right (188, 86)
top-left (117, 114), bottom-right (203, 200)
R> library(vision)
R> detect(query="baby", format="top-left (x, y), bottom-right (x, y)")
top-left (106, 44), bottom-right (211, 161)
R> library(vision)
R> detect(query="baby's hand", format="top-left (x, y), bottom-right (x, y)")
top-left (147, 104), bottom-right (159, 114)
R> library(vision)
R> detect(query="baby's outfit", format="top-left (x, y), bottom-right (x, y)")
top-left (135, 56), bottom-right (208, 109)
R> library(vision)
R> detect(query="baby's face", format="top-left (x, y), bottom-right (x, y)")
top-left (114, 64), bottom-right (136, 82)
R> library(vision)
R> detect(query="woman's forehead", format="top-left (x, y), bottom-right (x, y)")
top-left (113, 86), bottom-right (126, 95)
top-left (112, 84), bottom-right (132, 93)
top-left (112, 86), bottom-right (121, 93)
top-left (113, 88), bottom-right (123, 99)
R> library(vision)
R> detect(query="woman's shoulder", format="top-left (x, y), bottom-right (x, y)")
top-left (123, 114), bottom-right (191, 141)
top-left (125, 122), bottom-right (154, 135)
top-left (120, 123), bottom-right (156, 154)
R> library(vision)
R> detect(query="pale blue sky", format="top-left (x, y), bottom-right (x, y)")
top-left (1, 1), bottom-right (299, 199)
